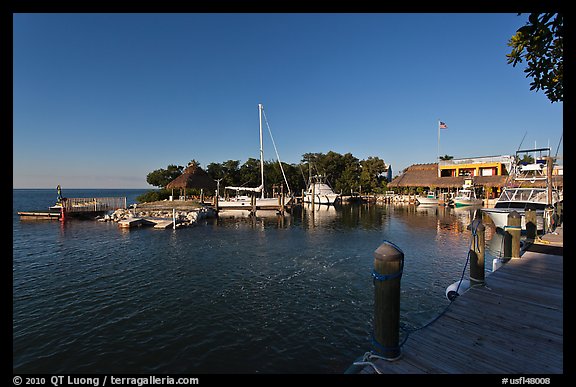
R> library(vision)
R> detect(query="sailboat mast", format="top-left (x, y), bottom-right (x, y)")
top-left (259, 103), bottom-right (265, 199)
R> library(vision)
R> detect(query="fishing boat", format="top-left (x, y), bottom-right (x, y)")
top-left (452, 180), bottom-right (483, 207)
top-left (217, 104), bottom-right (292, 211)
top-left (481, 147), bottom-right (561, 231)
top-left (303, 175), bottom-right (340, 205)
top-left (416, 191), bottom-right (439, 205)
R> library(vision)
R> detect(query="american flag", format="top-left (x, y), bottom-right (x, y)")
top-left (439, 121), bottom-right (447, 129)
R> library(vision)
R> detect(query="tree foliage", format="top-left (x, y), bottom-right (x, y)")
top-left (507, 13), bottom-right (563, 103)
top-left (145, 151), bottom-right (393, 200)
top-left (146, 164), bottom-right (184, 188)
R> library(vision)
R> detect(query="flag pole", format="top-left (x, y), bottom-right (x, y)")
top-left (437, 119), bottom-right (440, 177)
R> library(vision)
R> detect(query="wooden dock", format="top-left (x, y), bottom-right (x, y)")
top-left (354, 226), bottom-right (563, 374)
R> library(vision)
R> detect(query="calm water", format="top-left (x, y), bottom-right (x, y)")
top-left (13, 189), bottom-right (503, 373)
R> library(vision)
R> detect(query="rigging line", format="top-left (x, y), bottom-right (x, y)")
top-left (298, 164), bottom-right (307, 186)
top-left (262, 109), bottom-right (292, 195)
top-left (554, 134), bottom-right (562, 160)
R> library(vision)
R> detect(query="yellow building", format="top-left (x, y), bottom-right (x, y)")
top-left (438, 155), bottom-right (514, 178)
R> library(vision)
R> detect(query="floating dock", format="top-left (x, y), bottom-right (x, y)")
top-left (352, 226), bottom-right (563, 374)
top-left (17, 210), bottom-right (62, 220)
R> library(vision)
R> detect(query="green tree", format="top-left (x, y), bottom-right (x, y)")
top-left (439, 155), bottom-right (454, 161)
top-left (146, 164), bottom-right (184, 188)
top-left (206, 159), bottom-right (241, 188)
top-left (507, 13), bottom-right (563, 103)
top-left (359, 156), bottom-right (387, 193)
top-left (238, 158), bottom-right (261, 188)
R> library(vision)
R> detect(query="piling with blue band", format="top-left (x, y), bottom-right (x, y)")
top-left (372, 266), bottom-right (403, 282)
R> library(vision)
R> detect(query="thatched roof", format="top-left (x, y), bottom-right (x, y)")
top-left (166, 164), bottom-right (217, 191)
top-left (388, 163), bottom-right (563, 189)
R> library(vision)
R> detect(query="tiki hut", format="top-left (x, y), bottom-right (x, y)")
top-left (166, 163), bottom-right (217, 199)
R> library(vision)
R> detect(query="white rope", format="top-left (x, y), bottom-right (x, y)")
top-left (262, 108), bottom-right (291, 195)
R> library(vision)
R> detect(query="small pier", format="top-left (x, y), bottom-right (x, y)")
top-left (352, 226), bottom-right (563, 374)
top-left (18, 197), bottom-right (127, 220)
top-left (63, 197), bottom-right (127, 214)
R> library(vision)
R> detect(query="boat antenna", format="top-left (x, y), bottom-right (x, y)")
top-left (505, 131), bottom-right (528, 188)
top-left (516, 131), bottom-right (527, 154)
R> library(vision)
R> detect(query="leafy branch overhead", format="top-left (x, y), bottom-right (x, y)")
top-left (507, 13), bottom-right (563, 103)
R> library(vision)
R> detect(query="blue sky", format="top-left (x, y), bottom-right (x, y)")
top-left (13, 13), bottom-right (563, 188)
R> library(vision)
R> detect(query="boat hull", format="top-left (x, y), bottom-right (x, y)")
top-left (416, 197), bottom-right (439, 205)
top-left (303, 194), bottom-right (339, 205)
top-left (482, 208), bottom-right (544, 231)
top-left (217, 197), bottom-right (287, 210)
top-left (453, 199), bottom-right (483, 208)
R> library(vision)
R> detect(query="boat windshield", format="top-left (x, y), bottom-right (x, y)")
top-left (498, 188), bottom-right (548, 203)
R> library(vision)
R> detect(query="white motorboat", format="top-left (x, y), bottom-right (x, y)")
top-left (452, 182), bottom-right (483, 208)
top-left (303, 175), bottom-right (340, 205)
top-left (482, 187), bottom-right (560, 230)
top-left (481, 147), bottom-right (561, 231)
top-left (416, 191), bottom-right (439, 205)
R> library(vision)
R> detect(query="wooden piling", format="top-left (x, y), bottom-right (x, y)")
top-left (525, 206), bottom-right (537, 240)
top-left (372, 241), bottom-right (404, 360)
top-left (250, 193), bottom-right (256, 216)
top-left (311, 182), bottom-right (315, 212)
top-left (467, 219), bottom-right (485, 286)
top-left (504, 210), bottom-right (521, 259)
top-left (280, 184), bottom-right (285, 213)
top-left (544, 205), bottom-right (555, 234)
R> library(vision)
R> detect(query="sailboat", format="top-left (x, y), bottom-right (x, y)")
top-left (217, 103), bottom-right (291, 212)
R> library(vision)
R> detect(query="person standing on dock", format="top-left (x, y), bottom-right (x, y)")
top-left (56, 185), bottom-right (63, 205)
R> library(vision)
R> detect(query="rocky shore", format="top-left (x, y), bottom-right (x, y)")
top-left (98, 200), bottom-right (217, 228)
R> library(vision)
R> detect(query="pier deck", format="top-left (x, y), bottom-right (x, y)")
top-left (357, 226), bottom-right (563, 374)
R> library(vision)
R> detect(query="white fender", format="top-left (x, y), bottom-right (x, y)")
top-left (445, 279), bottom-right (470, 301)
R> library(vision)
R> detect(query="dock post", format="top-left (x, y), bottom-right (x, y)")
top-left (467, 219), bottom-right (485, 286)
top-left (280, 184), bottom-right (285, 214)
top-left (173, 208), bottom-right (176, 230)
top-left (251, 193), bottom-right (256, 216)
top-left (525, 206), bottom-right (537, 240)
top-left (556, 201), bottom-right (563, 225)
top-left (311, 183), bottom-right (316, 212)
top-left (372, 241), bottom-right (404, 360)
top-left (544, 205), bottom-right (555, 234)
top-left (504, 211), bottom-right (521, 259)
